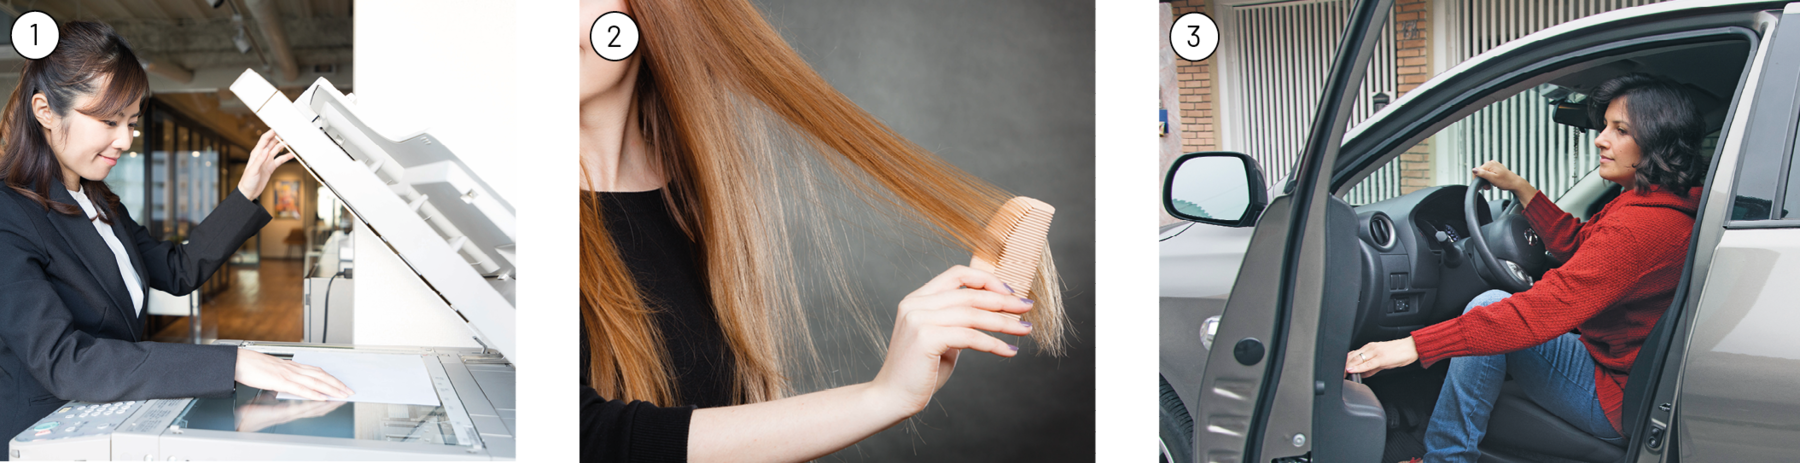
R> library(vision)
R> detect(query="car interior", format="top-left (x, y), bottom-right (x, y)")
top-left (1341, 38), bottom-right (1752, 462)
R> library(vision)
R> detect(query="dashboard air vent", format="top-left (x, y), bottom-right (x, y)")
top-left (1369, 213), bottom-right (1396, 250)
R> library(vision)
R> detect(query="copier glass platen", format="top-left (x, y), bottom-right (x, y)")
top-left (11, 344), bottom-right (514, 461)
top-left (10, 70), bottom-right (517, 461)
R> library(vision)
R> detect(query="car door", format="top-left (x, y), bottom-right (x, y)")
top-left (1673, 4), bottom-right (1800, 460)
top-left (1187, 0), bottom-right (1394, 461)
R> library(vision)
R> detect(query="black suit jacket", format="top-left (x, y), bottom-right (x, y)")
top-left (0, 184), bottom-right (270, 444)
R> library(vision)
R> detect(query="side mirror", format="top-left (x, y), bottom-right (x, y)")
top-left (1163, 151), bottom-right (1268, 227)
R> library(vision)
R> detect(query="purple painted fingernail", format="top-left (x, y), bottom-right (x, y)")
top-left (1021, 298), bottom-right (1034, 305)
top-left (1009, 344), bottom-right (1019, 352)
top-left (1003, 282), bottom-right (1015, 294)
top-left (1021, 321), bottom-right (1033, 329)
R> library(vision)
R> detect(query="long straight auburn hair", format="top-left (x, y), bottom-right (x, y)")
top-left (581, 0), bottom-right (1069, 407)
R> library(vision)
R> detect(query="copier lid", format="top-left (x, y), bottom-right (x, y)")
top-left (230, 70), bottom-right (516, 361)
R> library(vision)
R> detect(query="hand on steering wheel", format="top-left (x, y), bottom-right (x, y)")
top-left (1464, 161), bottom-right (1548, 293)
top-left (1471, 161), bottom-right (1538, 206)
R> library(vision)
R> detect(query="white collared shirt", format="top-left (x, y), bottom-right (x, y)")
top-left (68, 187), bottom-right (144, 315)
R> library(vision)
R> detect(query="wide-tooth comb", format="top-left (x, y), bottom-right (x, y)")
top-left (970, 197), bottom-right (1055, 298)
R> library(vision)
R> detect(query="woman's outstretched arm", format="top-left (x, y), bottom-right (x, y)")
top-left (128, 130), bottom-right (292, 296)
top-left (688, 266), bottom-right (1034, 462)
top-left (688, 382), bottom-right (906, 462)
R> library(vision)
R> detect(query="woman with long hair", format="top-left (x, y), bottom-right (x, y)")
top-left (579, 1), bottom-right (1070, 461)
top-left (0, 21), bottom-right (350, 444)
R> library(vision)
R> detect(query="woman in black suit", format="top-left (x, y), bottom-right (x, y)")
top-left (0, 22), bottom-right (351, 443)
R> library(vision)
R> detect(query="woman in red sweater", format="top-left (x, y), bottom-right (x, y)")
top-left (1344, 73), bottom-right (1707, 462)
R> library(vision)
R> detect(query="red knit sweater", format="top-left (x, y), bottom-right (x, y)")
top-left (1411, 185), bottom-right (1701, 434)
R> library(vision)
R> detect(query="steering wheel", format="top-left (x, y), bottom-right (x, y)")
top-left (1463, 177), bottom-right (1549, 293)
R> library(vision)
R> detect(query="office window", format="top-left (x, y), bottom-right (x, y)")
top-left (175, 125), bottom-right (193, 238)
top-left (151, 114), bottom-right (174, 239)
top-left (103, 119), bottom-right (147, 222)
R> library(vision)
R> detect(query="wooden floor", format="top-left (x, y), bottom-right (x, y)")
top-left (149, 259), bottom-right (304, 343)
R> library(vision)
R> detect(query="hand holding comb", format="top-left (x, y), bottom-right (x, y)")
top-left (969, 196), bottom-right (1055, 320)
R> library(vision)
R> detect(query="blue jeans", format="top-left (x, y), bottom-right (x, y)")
top-left (1422, 289), bottom-right (1623, 462)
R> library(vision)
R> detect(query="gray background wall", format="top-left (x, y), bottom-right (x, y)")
top-left (749, 0), bottom-right (1095, 461)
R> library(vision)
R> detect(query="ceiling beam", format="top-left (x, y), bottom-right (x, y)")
top-left (143, 57), bottom-right (194, 83)
top-left (243, 0), bottom-right (296, 81)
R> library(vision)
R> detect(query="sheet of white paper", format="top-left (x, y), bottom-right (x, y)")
top-left (275, 351), bottom-right (441, 407)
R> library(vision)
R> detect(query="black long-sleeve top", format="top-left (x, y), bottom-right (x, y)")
top-left (583, 190), bottom-right (735, 462)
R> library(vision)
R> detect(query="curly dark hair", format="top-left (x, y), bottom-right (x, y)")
top-left (1587, 73), bottom-right (1705, 196)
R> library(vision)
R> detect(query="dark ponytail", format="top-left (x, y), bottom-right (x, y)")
top-left (0, 21), bottom-right (148, 224)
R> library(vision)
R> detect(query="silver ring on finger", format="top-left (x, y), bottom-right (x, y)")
top-left (1358, 352), bottom-right (1369, 361)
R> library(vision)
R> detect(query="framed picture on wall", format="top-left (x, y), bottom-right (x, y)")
top-left (273, 180), bottom-right (301, 219)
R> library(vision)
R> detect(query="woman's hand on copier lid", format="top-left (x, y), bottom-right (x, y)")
top-left (237, 130), bottom-right (296, 199)
top-left (233, 349), bottom-right (353, 400)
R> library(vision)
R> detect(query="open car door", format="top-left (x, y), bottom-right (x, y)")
top-left (1188, 0), bottom-right (1393, 461)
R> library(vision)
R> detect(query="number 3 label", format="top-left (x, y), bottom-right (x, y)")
top-left (11, 11), bottom-right (57, 60)
top-left (590, 11), bottom-right (639, 62)
top-left (1171, 13), bottom-right (1218, 62)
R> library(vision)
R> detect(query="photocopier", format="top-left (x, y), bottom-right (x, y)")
top-left (9, 70), bottom-right (517, 460)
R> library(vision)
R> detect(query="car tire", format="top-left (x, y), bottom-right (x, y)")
top-left (1161, 376), bottom-right (1194, 463)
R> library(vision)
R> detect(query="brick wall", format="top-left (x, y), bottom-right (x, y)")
top-left (1162, 0), bottom-right (1216, 227)
top-left (1394, 0), bottom-right (1434, 193)
top-left (1168, 0), bottom-right (1216, 155)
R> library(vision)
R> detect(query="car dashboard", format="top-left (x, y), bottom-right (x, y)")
top-left (1346, 185), bottom-right (1498, 371)
top-left (1413, 213), bottom-right (1469, 251)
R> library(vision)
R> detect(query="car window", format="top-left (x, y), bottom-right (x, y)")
top-left (1773, 111), bottom-right (1800, 221)
top-left (1731, 96), bottom-right (1796, 222)
top-left (1720, 47), bottom-right (1792, 220)
top-left (1727, 114), bottom-right (1790, 220)
top-left (1345, 84), bottom-right (1603, 206)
